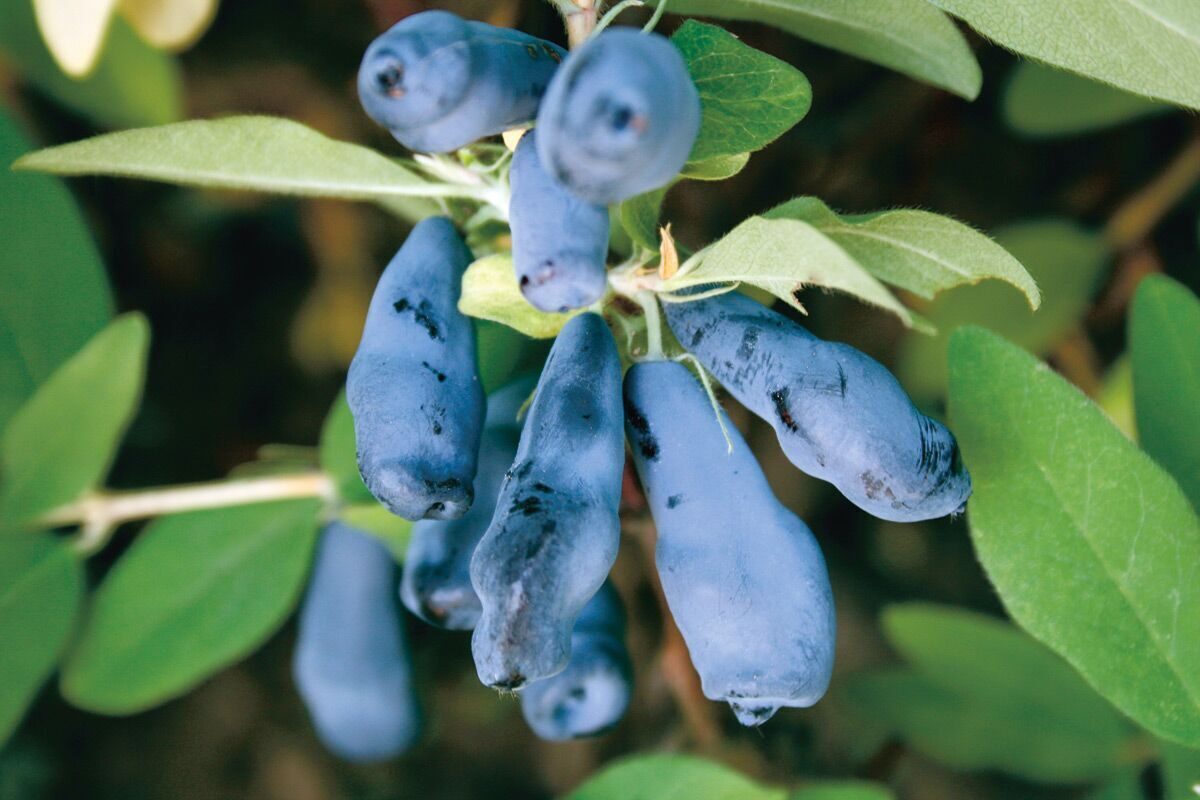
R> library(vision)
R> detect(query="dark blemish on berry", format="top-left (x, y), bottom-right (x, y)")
top-left (393, 297), bottom-right (442, 340)
top-left (737, 327), bottom-right (759, 360)
top-left (532, 482), bottom-right (554, 494)
top-left (666, 494), bottom-right (684, 509)
top-left (860, 471), bottom-right (898, 506)
top-left (836, 362), bottom-right (847, 397)
top-left (422, 361), bottom-right (447, 382)
top-left (541, 520), bottom-right (557, 535)
top-left (542, 44), bottom-right (562, 63)
top-left (582, 413), bottom-right (592, 421)
top-left (690, 327), bottom-right (706, 348)
top-left (771, 388), bottom-right (798, 433)
top-left (624, 400), bottom-right (659, 461)
top-left (432, 421), bottom-right (442, 435)
top-left (492, 673), bottom-right (525, 690)
top-left (516, 461), bottom-right (534, 479)
top-left (525, 44), bottom-right (539, 59)
top-left (511, 495), bottom-right (543, 516)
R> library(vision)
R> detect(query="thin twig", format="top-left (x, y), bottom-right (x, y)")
top-left (1105, 132), bottom-right (1200, 251)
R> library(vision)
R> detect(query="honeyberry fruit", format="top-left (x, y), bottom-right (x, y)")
top-left (625, 359), bottom-right (835, 726)
top-left (520, 581), bottom-right (632, 741)
top-left (348, 216), bottom-right (485, 521)
top-left (470, 313), bottom-right (624, 690)
top-left (293, 522), bottom-right (420, 761)
top-left (358, 10), bottom-right (566, 153)
top-left (509, 130), bottom-right (610, 313)
top-left (536, 28), bottom-right (701, 204)
top-left (400, 377), bottom-right (534, 629)
top-left (664, 292), bottom-right (971, 522)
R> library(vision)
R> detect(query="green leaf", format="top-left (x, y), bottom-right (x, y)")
top-left (459, 254), bottom-right (578, 338)
top-left (318, 391), bottom-right (373, 505)
top-left (1131, 275), bottom-right (1200, 510)
top-left (767, 197), bottom-right (1040, 305)
top-left (476, 319), bottom-right (533, 393)
top-left (679, 152), bottom-right (750, 181)
top-left (666, 0), bottom-right (980, 99)
top-left (1086, 769), bottom-right (1146, 800)
top-left (877, 603), bottom-right (1133, 782)
top-left (947, 327), bottom-right (1200, 747)
top-left (0, 314), bottom-right (149, 525)
top-left (61, 499), bottom-right (320, 714)
top-left (792, 782), bottom-right (894, 800)
top-left (0, 533), bottom-right (83, 745)
top-left (898, 219), bottom-right (1108, 402)
top-left (565, 754), bottom-right (786, 800)
top-left (619, 188), bottom-right (667, 252)
top-left (12, 116), bottom-right (441, 221)
top-left (1161, 739), bottom-right (1200, 799)
top-left (339, 503), bottom-right (412, 557)
top-left (672, 21), bottom-right (812, 162)
top-left (929, 0), bottom-right (1200, 111)
top-left (1003, 61), bottom-right (1169, 138)
top-left (1098, 355), bottom-right (1137, 441)
top-left (0, 109), bottom-right (113, 431)
top-left (0, 2), bottom-right (181, 129)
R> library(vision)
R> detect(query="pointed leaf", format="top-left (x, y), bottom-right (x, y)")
top-left (119, 0), bottom-right (218, 50)
top-left (948, 327), bottom-right (1200, 747)
top-left (666, 0), bottom-right (981, 99)
top-left (0, 314), bottom-right (149, 525)
top-left (61, 499), bottom-right (319, 713)
top-left (32, 0), bottom-right (119, 77)
top-left (1003, 61), bottom-right (1168, 138)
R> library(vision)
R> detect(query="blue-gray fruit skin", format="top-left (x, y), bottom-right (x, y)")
top-left (624, 360), bottom-right (835, 726)
top-left (348, 216), bottom-right (485, 521)
top-left (535, 28), bottom-right (701, 205)
top-left (358, 10), bottom-right (567, 153)
top-left (470, 313), bottom-right (624, 690)
top-left (663, 292), bottom-right (971, 522)
top-left (509, 130), bottom-right (610, 313)
top-left (400, 377), bottom-right (534, 629)
top-left (520, 581), bottom-right (632, 741)
top-left (293, 522), bottom-right (420, 761)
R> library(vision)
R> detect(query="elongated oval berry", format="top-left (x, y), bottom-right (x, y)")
top-left (625, 360), bottom-right (835, 726)
top-left (400, 377), bottom-right (534, 629)
top-left (348, 216), bottom-right (485, 521)
top-left (520, 581), bottom-right (632, 741)
top-left (509, 130), bottom-right (610, 313)
top-left (536, 28), bottom-right (701, 205)
top-left (664, 292), bottom-right (971, 521)
top-left (358, 10), bottom-right (567, 153)
top-left (470, 313), bottom-right (624, 689)
top-left (293, 522), bottom-right (420, 761)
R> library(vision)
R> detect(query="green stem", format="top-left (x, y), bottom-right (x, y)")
top-left (637, 290), bottom-right (665, 360)
top-left (593, 0), bottom-right (644, 37)
top-left (642, 0), bottom-right (669, 32)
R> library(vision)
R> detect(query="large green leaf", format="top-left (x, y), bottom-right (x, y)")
top-left (0, 314), bottom-right (149, 525)
top-left (672, 21), bottom-right (812, 162)
top-left (566, 754), bottom-right (786, 800)
top-left (0, 2), bottom-right (181, 129)
top-left (898, 219), bottom-right (1108, 402)
top-left (666, 0), bottom-right (981, 99)
top-left (1003, 61), bottom-right (1169, 138)
top-left (459, 254), bottom-right (578, 338)
top-left (61, 499), bottom-right (320, 714)
top-left (12, 116), bottom-right (442, 221)
top-left (0, 110), bottom-right (113, 431)
top-left (0, 533), bottom-right (83, 745)
top-left (948, 327), bottom-right (1200, 746)
top-left (1161, 739), bottom-right (1200, 799)
top-left (1131, 275), bottom-right (1200, 510)
top-left (318, 391), bottom-right (373, 505)
top-left (847, 603), bottom-right (1133, 782)
top-left (929, 0), bottom-right (1200, 111)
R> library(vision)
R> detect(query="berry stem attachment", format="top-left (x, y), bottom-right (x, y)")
top-left (641, 0), bottom-right (669, 33)
top-left (593, 0), bottom-right (643, 38)
top-left (637, 290), bottom-right (665, 360)
top-left (563, 0), bottom-right (599, 48)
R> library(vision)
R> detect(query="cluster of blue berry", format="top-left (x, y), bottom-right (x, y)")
top-left (291, 10), bottom-right (971, 762)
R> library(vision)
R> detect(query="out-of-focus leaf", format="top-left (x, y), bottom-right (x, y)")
top-left (566, 754), bottom-right (786, 800)
top-left (318, 391), bottom-right (373, 505)
top-left (476, 319), bottom-right (530, 393)
top-left (929, 0), bottom-right (1200, 111)
top-left (60, 499), bottom-right (320, 714)
top-left (619, 188), bottom-right (667, 252)
top-left (899, 219), bottom-right (1108, 402)
top-left (1161, 739), bottom-right (1200, 799)
top-left (0, 110), bottom-right (113, 431)
top-left (856, 603), bottom-right (1134, 782)
top-left (679, 153), bottom-right (750, 181)
top-left (0, 534), bottom-right (83, 745)
top-left (1086, 769), bottom-right (1145, 799)
top-left (792, 782), bottom-right (894, 800)
top-left (1097, 355), bottom-right (1136, 441)
top-left (0, 3), bottom-right (181, 128)
top-left (672, 21), bottom-right (812, 162)
top-left (338, 503), bottom-right (411, 557)
top-left (1003, 61), bottom-right (1168, 137)
top-left (459, 254), bottom-right (577, 339)
top-left (32, 0), bottom-right (119, 76)
top-left (666, 0), bottom-right (981, 99)
top-left (1131, 275), bottom-right (1200, 509)
top-left (13, 116), bottom-right (440, 221)
top-left (948, 327), bottom-right (1200, 747)
top-left (0, 314), bottom-right (149, 525)
top-left (119, 0), bottom-right (218, 50)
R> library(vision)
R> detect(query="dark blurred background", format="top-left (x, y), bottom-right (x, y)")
top-left (2, 1), bottom-right (1198, 798)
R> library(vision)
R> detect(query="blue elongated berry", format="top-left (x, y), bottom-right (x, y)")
top-left (470, 313), bottom-right (624, 689)
top-left (348, 216), bottom-right (485, 521)
top-left (293, 522), bottom-right (420, 761)
top-left (358, 11), bottom-right (567, 153)
top-left (400, 377), bottom-right (534, 629)
top-left (624, 360), bottom-right (835, 726)
top-left (535, 28), bottom-right (701, 205)
top-left (509, 130), bottom-right (610, 313)
top-left (663, 292), bottom-right (971, 522)
top-left (520, 581), bottom-right (632, 740)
